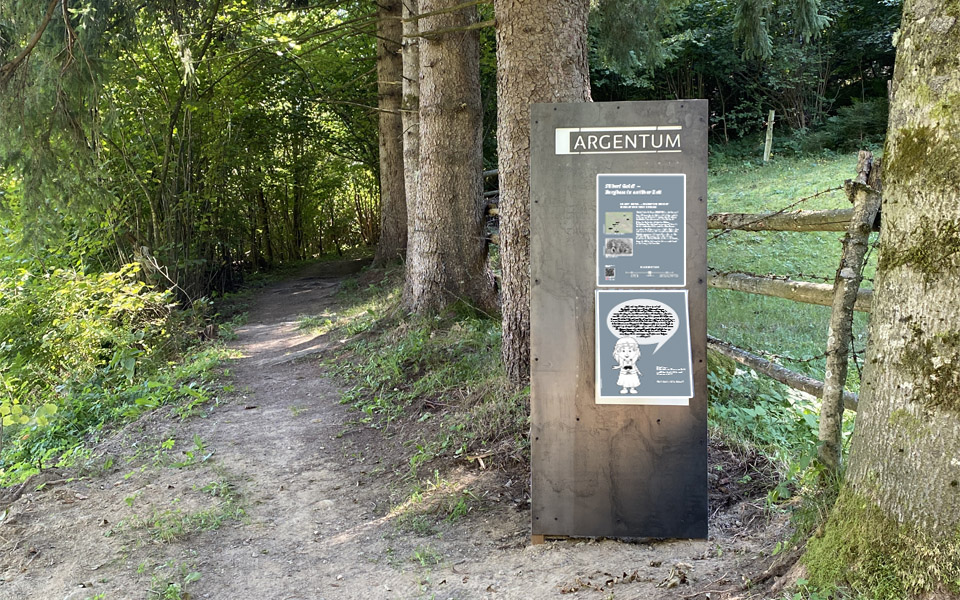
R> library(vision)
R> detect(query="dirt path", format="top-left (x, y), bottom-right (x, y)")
top-left (0, 262), bottom-right (788, 600)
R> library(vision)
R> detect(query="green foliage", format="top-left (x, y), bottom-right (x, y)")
top-left (733, 0), bottom-right (774, 60)
top-left (708, 358), bottom-right (852, 501)
top-left (116, 475), bottom-right (243, 546)
top-left (411, 545), bottom-right (442, 566)
top-left (0, 257), bottom-right (227, 484)
top-left (782, 577), bottom-right (842, 600)
top-left (591, 0), bottom-right (899, 150)
top-left (146, 560), bottom-right (203, 600)
top-left (172, 434), bottom-right (213, 468)
top-left (591, 0), bottom-right (689, 73)
top-left (392, 468), bottom-right (479, 535)
top-left (1, 1), bottom-right (382, 300)
top-left (0, 263), bottom-right (170, 386)
top-left (781, 99), bottom-right (889, 155)
top-left (734, 0), bottom-right (830, 61)
top-left (141, 498), bottom-right (243, 543)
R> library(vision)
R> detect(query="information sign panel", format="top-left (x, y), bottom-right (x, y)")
top-left (597, 174), bottom-right (686, 287)
top-left (530, 100), bottom-right (708, 540)
top-left (596, 289), bottom-right (693, 404)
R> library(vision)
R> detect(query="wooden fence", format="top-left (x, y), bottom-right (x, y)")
top-left (485, 151), bottom-right (882, 471)
top-left (704, 150), bottom-right (881, 470)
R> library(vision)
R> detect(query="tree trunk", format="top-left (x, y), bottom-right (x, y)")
top-left (402, 0), bottom-right (496, 314)
top-left (258, 186), bottom-right (274, 265)
top-left (845, 0), bottom-right (960, 536)
top-left (494, 0), bottom-right (591, 385)
top-left (806, 1), bottom-right (960, 594)
top-left (401, 0), bottom-right (420, 298)
top-left (292, 133), bottom-right (306, 261)
top-left (373, 0), bottom-right (407, 266)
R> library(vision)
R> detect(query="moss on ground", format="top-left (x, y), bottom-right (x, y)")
top-left (804, 488), bottom-right (960, 599)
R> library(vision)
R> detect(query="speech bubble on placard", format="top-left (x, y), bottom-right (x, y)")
top-left (606, 299), bottom-right (679, 353)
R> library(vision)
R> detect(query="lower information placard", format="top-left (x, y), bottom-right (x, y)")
top-left (596, 289), bottom-right (693, 405)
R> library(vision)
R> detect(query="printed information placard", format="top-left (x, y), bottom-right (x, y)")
top-left (596, 289), bottom-right (693, 404)
top-left (597, 174), bottom-right (686, 287)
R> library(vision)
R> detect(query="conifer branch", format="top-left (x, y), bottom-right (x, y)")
top-left (400, 0), bottom-right (491, 23)
top-left (0, 0), bottom-right (61, 87)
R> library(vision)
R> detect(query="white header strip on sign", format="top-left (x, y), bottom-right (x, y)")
top-left (577, 125), bottom-right (681, 132)
top-left (555, 126), bottom-right (684, 155)
top-left (582, 150), bottom-right (682, 155)
top-left (578, 126), bottom-right (657, 132)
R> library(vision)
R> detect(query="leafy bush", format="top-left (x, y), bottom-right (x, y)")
top-left (707, 350), bottom-right (854, 505)
top-left (0, 265), bottom-right (171, 387)
top-left (785, 99), bottom-right (889, 155)
top-left (0, 263), bottom-right (213, 483)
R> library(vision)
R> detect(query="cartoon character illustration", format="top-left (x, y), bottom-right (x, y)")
top-left (612, 337), bottom-right (642, 394)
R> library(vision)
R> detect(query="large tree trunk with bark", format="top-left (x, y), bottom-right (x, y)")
top-left (806, 1), bottom-right (960, 595)
top-left (400, 0), bottom-right (420, 297)
top-left (402, 0), bottom-right (496, 314)
top-left (373, 0), bottom-right (407, 266)
top-left (494, 0), bottom-right (592, 386)
top-left (846, 0), bottom-right (960, 537)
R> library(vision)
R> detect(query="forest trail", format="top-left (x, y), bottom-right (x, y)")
top-left (0, 262), bottom-right (787, 600)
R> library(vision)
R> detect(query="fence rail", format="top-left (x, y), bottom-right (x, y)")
top-left (707, 269), bottom-right (873, 313)
top-left (707, 335), bottom-right (860, 412)
top-left (707, 208), bottom-right (879, 232)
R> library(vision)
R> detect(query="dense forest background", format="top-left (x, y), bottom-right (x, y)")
top-left (593, 0), bottom-right (899, 157)
top-left (0, 0), bottom-right (899, 296)
top-left (0, 0), bottom-right (898, 494)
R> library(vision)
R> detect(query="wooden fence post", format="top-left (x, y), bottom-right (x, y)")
top-left (763, 110), bottom-right (775, 162)
top-left (817, 151), bottom-right (882, 473)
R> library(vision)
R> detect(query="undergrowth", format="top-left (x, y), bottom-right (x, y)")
top-left (0, 263), bottom-right (232, 485)
top-left (707, 350), bottom-right (853, 506)
top-left (304, 266), bottom-right (529, 479)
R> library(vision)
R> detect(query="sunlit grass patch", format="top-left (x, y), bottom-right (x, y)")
top-left (390, 468), bottom-right (482, 535)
